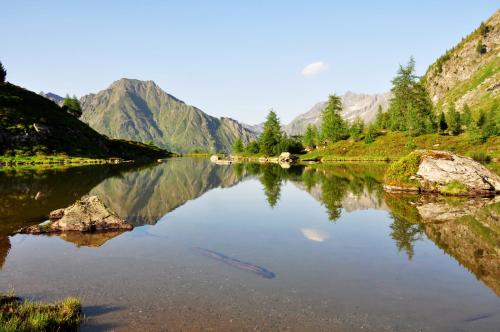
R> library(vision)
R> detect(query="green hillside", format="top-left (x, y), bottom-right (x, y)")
top-left (423, 9), bottom-right (499, 113)
top-left (80, 79), bottom-right (257, 153)
top-left (0, 83), bottom-right (169, 161)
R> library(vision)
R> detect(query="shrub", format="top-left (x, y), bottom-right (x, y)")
top-left (470, 152), bottom-right (491, 164)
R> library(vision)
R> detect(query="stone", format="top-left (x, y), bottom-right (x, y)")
top-left (385, 150), bottom-right (500, 196)
top-left (14, 196), bottom-right (133, 234)
top-left (33, 123), bottom-right (50, 135)
top-left (278, 152), bottom-right (297, 164)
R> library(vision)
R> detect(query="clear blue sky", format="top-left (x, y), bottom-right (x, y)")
top-left (3, 1), bottom-right (498, 124)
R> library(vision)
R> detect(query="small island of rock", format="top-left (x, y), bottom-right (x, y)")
top-left (384, 150), bottom-right (500, 196)
top-left (14, 196), bottom-right (133, 234)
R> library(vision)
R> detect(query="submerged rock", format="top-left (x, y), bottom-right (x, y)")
top-left (384, 150), bottom-right (500, 196)
top-left (14, 196), bottom-right (133, 234)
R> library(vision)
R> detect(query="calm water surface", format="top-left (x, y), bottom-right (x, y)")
top-left (0, 158), bottom-right (499, 331)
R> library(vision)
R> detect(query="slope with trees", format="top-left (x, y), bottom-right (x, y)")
top-left (422, 10), bottom-right (499, 114)
top-left (0, 82), bottom-right (169, 162)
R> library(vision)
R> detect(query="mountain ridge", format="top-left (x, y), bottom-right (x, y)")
top-left (80, 78), bottom-right (257, 153)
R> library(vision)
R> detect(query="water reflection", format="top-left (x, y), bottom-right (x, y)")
top-left (0, 160), bottom-right (499, 297)
top-left (385, 193), bottom-right (500, 295)
top-left (0, 164), bottom-right (143, 265)
top-left (90, 158), bottom-right (248, 225)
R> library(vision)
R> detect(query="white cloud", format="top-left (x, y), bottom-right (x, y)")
top-left (301, 61), bottom-right (328, 76)
top-left (301, 228), bottom-right (329, 242)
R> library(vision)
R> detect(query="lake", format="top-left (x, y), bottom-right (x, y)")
top-left (1, 158), bottom-right (499, 331)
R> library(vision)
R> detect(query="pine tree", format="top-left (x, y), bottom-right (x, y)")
top-left (438, 111), bottom-right (448, 133)
top-left (386, 57), bottom-right (434, 133)
top-left (374, 105), bottom-right (388, 129)
top-left (0, 61), bottom-right (6, 83)
top-left (482, 102), bottom-right (500, 137)
top-left (259, 109), bottom-right (283, 155)
top-left (446, 103), bottom-right (461, 135)
top-left (63, 95), bottom-right (82, 118)
top-left (320, 94), bottom-right (348, 143)
top-left (364, 124), bottom-right (377, 144)
top-left (477, 110), bottom-right (486, 128)
top-left (349, 117), bottom-right (365, 141)
top-left (466, 122), bottom-right (485, 144)
top-left (232, 138), bottom-right (244, 154)
top-left (462, 104), bottom-right (472, 128)
top-left (302, 124), bottom-right (319, 148)
top-left (245, 141), bottom-right (260, 154)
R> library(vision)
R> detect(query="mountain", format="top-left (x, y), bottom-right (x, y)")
top-left (284, 91), bottom-right (391, 135)
top-left (0, 83), bottom-right (169, 160)
top-left (242, 122), bottom-right (264, 135)
top-left (80, 79), bottom-right (257, 153)
top-left (39, 92), bottom-right (64, 106)
top-left (423, 9), bottom-right (499, 112)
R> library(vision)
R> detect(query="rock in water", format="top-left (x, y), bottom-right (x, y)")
top-left (384, 150), bottom-right (500, 196)
top-left (15, 196), bottom-right (133, 234)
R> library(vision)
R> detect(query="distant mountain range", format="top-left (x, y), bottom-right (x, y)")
top-left (283, 91), bottom-right (391, 135)
top-left (42, 85), bottom-right (391, 144)
top-left (39, 92), bottom-right (64, 106)
top-left (242, 92), bottom-right (391, 136)
top-left (39, 8), bottom-right (498, 151)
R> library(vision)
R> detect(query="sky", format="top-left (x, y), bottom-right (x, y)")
top-left (3, 1), bottom-right (498, 124)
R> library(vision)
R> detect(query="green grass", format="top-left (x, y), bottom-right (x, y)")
top-left (441, 180), bottom-right (469, 195)
top-left (0, 154), bottom-right (107, 165)
top-left (0, 293), bottom-right (82, 332)
top-left (300, 132), bottom-right (500, 162)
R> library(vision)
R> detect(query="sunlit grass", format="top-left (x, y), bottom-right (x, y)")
top-left (0, 292), bottom-right (82, 332)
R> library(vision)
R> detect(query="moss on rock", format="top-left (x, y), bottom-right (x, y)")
top-left (383, 151), bottom-right (423, 189)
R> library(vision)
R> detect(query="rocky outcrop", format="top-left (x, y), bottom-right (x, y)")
top-left (384, 150), bottom-right (500, 196)
top-left (14, 196), bottom-right (133, 234)
top-left (423, 10), bottom-right (499, 111)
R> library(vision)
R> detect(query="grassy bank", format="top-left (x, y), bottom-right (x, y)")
top-left (300, 132), bottom-right (500, 162)
top-left (0, 293), bottom-right (82, 331)
top-left (0, 154), bottom-right (139, 169)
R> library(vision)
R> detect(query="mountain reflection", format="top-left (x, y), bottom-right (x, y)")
top-left (0, 159), bottom-right (498, 297)
top-left (90, 158), bottom-right (248, 225)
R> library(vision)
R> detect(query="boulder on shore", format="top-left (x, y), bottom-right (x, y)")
top-left (278, 152), bottom-right (298, 164)
top-left (14, 196), bottom-right (133, 234)
top-left (384, 150), bottom-right (500, 196)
